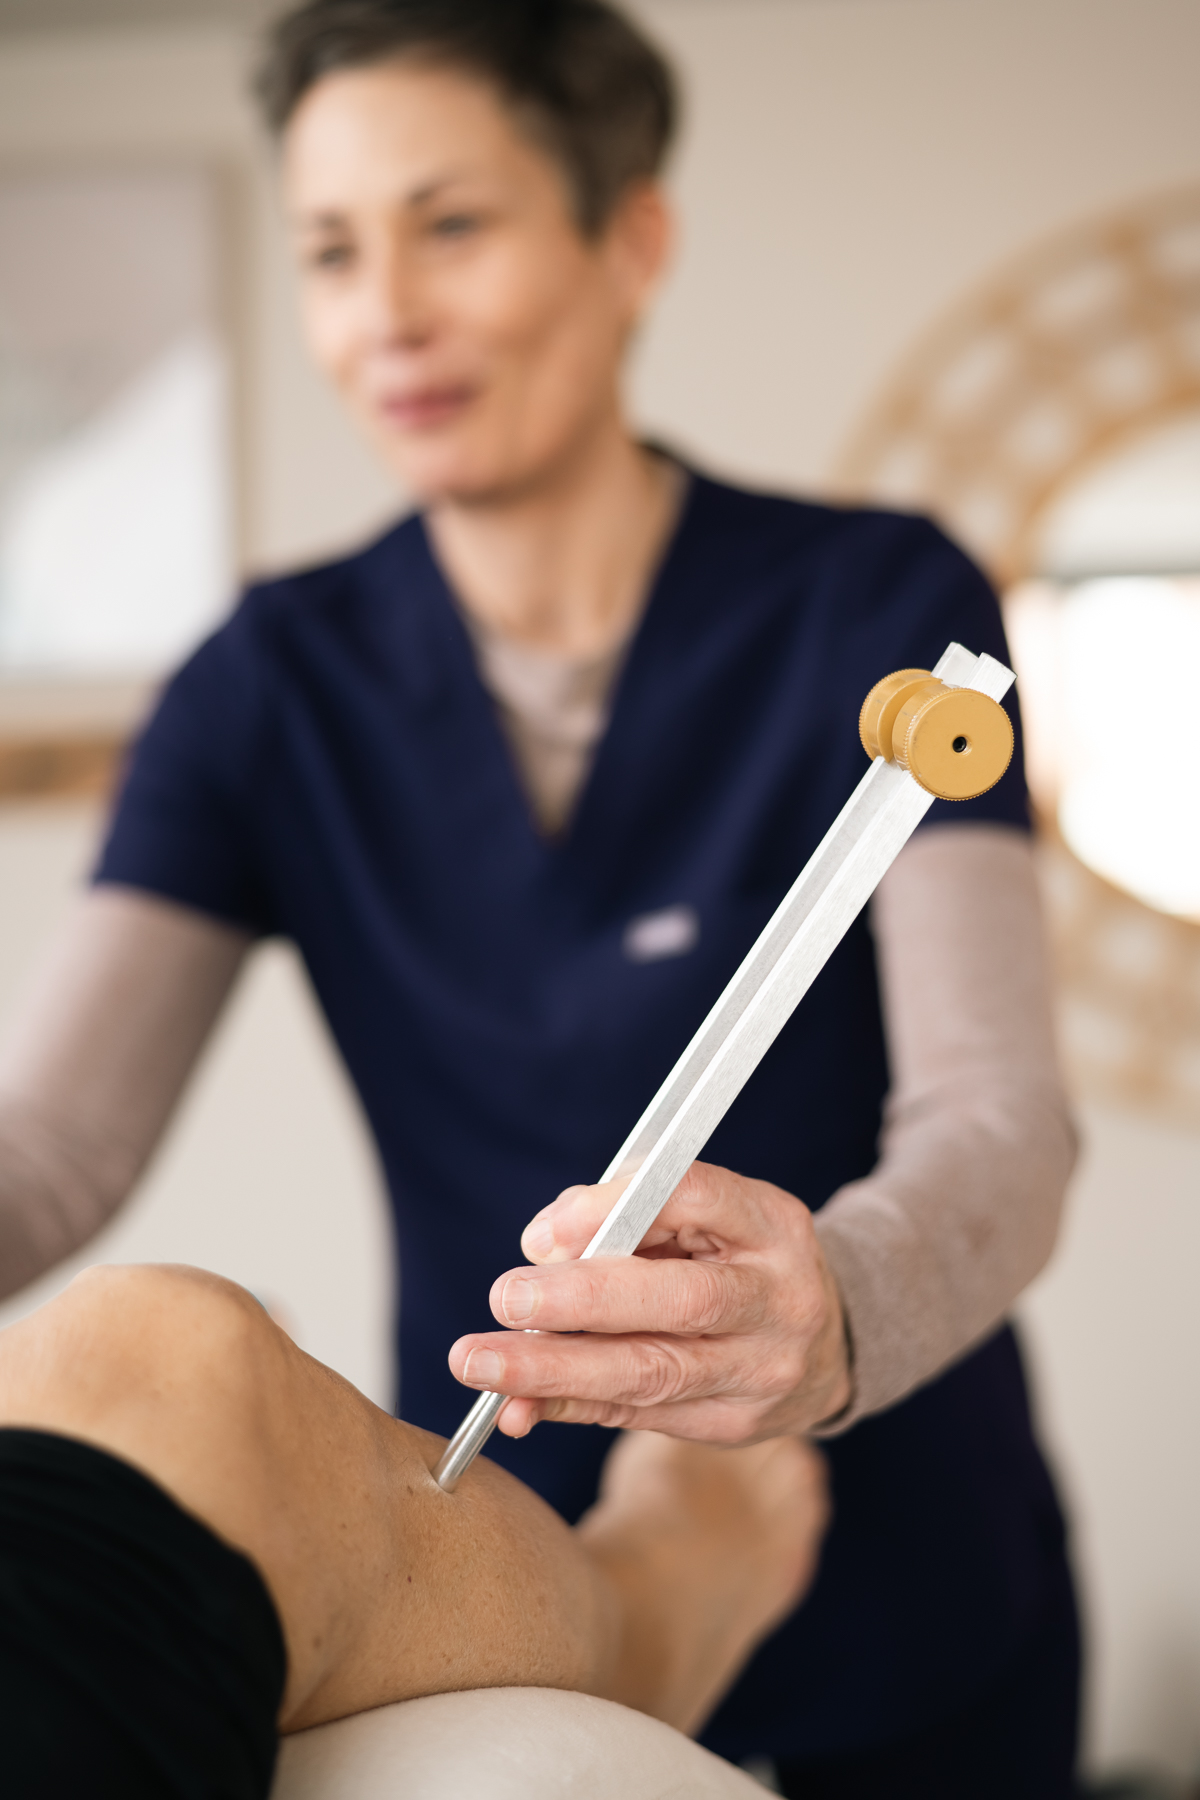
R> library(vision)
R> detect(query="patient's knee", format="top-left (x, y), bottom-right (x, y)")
top-left (16, 1264), bottom-right (282, 1419)
top-left (67, 1261), bottom-right (262, 1336)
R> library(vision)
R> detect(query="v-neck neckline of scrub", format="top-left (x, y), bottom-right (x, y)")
top-left (409, 468), bottom-right (704, 860)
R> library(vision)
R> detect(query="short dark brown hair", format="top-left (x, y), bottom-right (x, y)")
top-left (255, 0), bottom-right (678, 235)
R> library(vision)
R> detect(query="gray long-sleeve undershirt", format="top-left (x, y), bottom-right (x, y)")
top-left (812, 823), bottom-right (1076, 1431)
top-left (0, 888), bottom-right (249, 1291)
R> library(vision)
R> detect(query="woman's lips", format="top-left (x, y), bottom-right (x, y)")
top-left (377, 385), bottom-right (476, 429)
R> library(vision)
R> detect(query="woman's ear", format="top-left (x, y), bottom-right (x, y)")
top-left (603, 180), bottom-right (675, 325)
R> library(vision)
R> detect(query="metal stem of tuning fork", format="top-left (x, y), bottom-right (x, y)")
top-left (434, 642), bottom-right (1016, 1492)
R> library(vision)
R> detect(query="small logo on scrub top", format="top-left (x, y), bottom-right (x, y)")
top-left (622, 904), bottom-right (700, 963)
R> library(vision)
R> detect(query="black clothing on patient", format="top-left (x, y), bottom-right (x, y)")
top-left (0, 1429), bottom-right (286, 1799)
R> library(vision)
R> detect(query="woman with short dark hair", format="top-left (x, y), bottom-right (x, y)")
top-left (257, 0), bottom-right (677, 235)
top-left (0, 3), bottom-right (1079, 1792)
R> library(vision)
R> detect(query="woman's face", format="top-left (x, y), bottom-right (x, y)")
top-left (283, 61), bottom-right (670, 505)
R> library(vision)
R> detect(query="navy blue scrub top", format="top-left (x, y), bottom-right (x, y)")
top-left (97, 471), bottom-right (1068, 1761)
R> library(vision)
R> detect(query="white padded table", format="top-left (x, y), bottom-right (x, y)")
top-left (273, 1688), bottom-right (768, 1799)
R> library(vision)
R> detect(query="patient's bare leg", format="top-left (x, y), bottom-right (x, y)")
top-left (0, 1265), bottom-right (826, 1736)
top-left (580, 1429), bottom-right (828, 1736)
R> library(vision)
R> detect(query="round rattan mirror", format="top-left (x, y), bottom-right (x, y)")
top-left (835, 188), bottom-right (1200, 1122)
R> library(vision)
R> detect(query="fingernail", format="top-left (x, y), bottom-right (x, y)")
top-left (522, 1215), bottom-right (555, 1259)
top-left (502, 1277), bottom-right (537, 1323)
top-left (463, 1350), bottom-right (503, 1388)
top-left (501, 1400), bottom-right (536, 1438)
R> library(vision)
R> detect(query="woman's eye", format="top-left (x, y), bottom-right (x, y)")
top-left (308, 243), bottom-right (354, 271)
top-left (430, 212), bottom-right (482, 241)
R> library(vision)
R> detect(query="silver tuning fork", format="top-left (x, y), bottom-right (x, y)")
top-left (434, 641), bottom-right (1016, 1491)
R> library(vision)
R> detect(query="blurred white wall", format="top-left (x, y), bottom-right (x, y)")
top-left (1021, 1098), bottom-right (1200, 1781)
top-left (631, 0), bottom-right (1200, 493)
top-left (0, 0), bottom-right (1198, 1778)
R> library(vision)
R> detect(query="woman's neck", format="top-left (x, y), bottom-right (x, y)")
top-left (423, 423), bottom-right (684, 660)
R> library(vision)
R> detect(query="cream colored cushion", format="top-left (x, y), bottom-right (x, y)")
top-left (273, 1688), bottom-right (766, 1799)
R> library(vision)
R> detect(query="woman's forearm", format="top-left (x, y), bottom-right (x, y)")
top-left (813, 823), bottom-right (1077, 1430)
top-left (0, 886), bottom-right (249, 1298)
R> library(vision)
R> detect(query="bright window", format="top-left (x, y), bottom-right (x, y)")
top-left (0, 167), bottom-right (231, 679)
top-left (1005, 414), bottom-right (1200, 922)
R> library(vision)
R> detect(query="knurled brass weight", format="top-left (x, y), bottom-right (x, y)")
top-left (858, 669), bottom-right (935, 761)
top-left (895, 685), bottom-right (1013, 800)
top-left (859, 668), bottom-right (1015, 801)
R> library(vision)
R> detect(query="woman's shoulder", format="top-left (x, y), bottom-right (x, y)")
top-left (228, 510), bottom-right (425, 646)
top-left (678, 466), bottom-right (995, 638)
top-left (686, 465), bottom-right (970, 571)
top-left (139, 512), bottom-right (426, 749)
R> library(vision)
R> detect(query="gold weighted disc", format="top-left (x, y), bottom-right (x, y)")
top-left (893, 686), bottom-right (1014, 801)
top-left (858, 668), bottom-right (935, 760)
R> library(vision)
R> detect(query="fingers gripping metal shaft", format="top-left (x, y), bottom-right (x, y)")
top-left (433, 644), bottom-right (1016, 1491)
